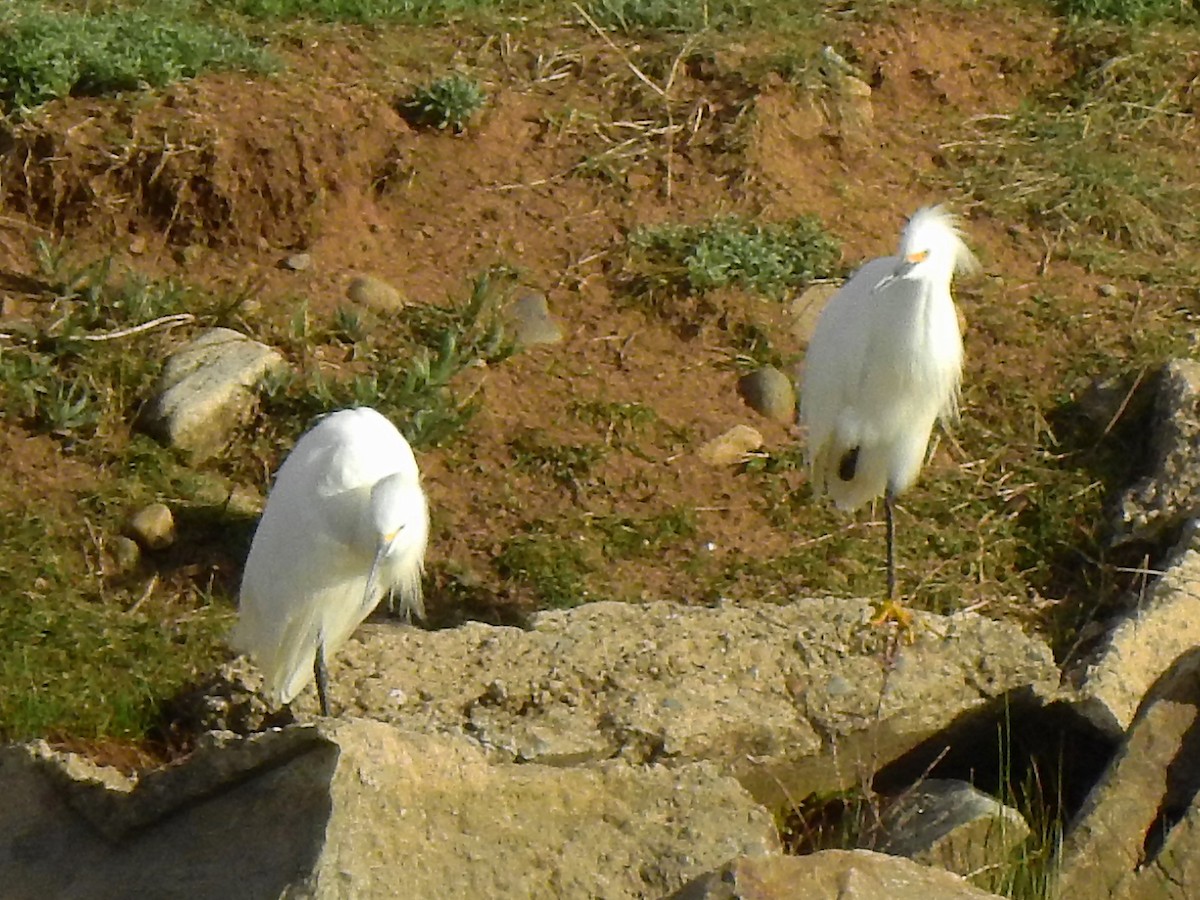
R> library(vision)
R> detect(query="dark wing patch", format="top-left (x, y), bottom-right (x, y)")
top-left (838, 447), bottom-right (859, 482)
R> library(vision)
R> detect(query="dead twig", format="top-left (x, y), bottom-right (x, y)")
top-left (80, 313), bottom-right (194, 342)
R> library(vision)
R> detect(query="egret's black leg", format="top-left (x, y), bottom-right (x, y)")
top-left (885, 487), bottom-right (897, 601)
top-left (314, 642), bottom-right (331, 717)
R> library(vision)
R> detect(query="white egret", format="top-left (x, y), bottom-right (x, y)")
top-left (232, 407), bottom-right (429, 715)
top-left (799, 205), bottom-right (976, 624)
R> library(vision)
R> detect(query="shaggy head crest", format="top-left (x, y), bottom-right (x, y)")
top-left (899, 205), bottom-right (979, 276)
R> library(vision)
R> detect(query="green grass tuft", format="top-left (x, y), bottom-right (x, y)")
top-left (0, 7), bottom-right (273, 113)
top-left (400, 74), bottom-right (487, 132)
top-left (627, 215), bottom-right (841, 298)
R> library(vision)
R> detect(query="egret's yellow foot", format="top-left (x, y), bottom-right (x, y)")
top-left (869, 597), bottom-right (916, 642)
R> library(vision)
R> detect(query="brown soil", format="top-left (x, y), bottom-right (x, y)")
top-left (0, 6), bottom-right (1125, 679)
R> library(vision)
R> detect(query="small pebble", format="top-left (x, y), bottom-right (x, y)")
top-left (283, 253), bottom-right (312, 272)
top-left (506, 290), bottom-right (564, 347)
top-left (109, 535), bottom-right (141, 573)
top-left (698, 425), bottom-right (763, 467)
top-left (347, 275), bottom-right (404, 312)
top-left (1097, 284), bottom-right (1118, 297)
top-left (129, 503), bottom-right (176, 551)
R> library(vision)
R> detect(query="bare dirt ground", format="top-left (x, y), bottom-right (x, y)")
top-left (1, 5), bottom-right (1184, 750)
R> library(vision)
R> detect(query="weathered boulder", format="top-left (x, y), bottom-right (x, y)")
top-left (0, 718), bottom-right (778, 899)
top-left (873, 778), bottom-right (1029, 876)
top-left (1113, 359), bottom-right (1200, 545)
top-left (1069, 520), bottom-right (1200, 736)
top-left (1056, 646), bottom-right (1200, 900)
top-left (140, 327), bottom-right (287, 461)
top-left (302, 599), bottom-right (1057, 808)
top-left (670, 850), bottom-right (1004, 899)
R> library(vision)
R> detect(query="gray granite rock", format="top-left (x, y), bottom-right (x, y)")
top-left (140, 328), bottom-right (287, 461)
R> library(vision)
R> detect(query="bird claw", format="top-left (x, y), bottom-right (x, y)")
top-left (869, 598), bottom-right (917, 643)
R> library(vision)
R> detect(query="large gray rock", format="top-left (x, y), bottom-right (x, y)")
top-left (1069, 520), bottom-right (1200, 736)
top-left (1113, 359), bottom-right (1200, 545)
top-left (671, 850), bottom-right (1003, 899)
top-left (874, 779), bottom-right (1030, 877)
top-left (0, 718), bottom-right (778, 899)
top-left (306, 599), bottom-right (1057, 808)
top-left (1056, 647), bottom-right (1200, 900)
top-left (140, 327), bottom-right (287, 461)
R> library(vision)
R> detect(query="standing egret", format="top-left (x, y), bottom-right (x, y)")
top-left (799, 205), bottom-right (976, 624)
top-left (233, 407), bottom-right (429, 715)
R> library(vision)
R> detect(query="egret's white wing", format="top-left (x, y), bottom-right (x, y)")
top-left (800, 257), bottom-right (896, 504)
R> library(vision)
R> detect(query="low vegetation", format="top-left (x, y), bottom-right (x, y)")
top-left (1, 1), bottom-right (1198, 893)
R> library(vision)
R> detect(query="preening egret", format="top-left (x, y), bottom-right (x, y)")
top-left (233, 407), bottom-right (429, 715)
top-left (799, 205), bottom-right (976, 623)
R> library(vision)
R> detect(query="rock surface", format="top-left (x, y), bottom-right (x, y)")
top-left (297, 599), bottom-right (1056, 808)
top-left (874, 778), bottom-right (1030, 877)
top-left (1113, 359), bottom-right (1200, 544)
top-left (737, 366), bottom-right (796, 423)
top-left (1070, 520), bottom-right (1200, 736)
top-left (0, 718), bottom-right (778, 899)
top-left (1056, 646), bottom-right (1200, 900)
top-left (671, 850), bottom-right (1003, 899)
top-left (139, 327), bottom-right (287, 461)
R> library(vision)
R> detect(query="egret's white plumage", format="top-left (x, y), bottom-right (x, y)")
top-left (233, 407), bottom-right (429, 712)
top-left (799, 205), bottom-right (975, 604)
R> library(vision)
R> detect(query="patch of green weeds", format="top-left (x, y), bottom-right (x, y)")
top-left (211, 0), bottom-right (512, 23)
top-left (0, 506), bottom-right (232, 742)
top-left (510, 429), bottom-right (608, 489)
top-left (588, 507), bottom-right (697, 558)
top-left (400, 74), bottom-right (487, 132)
top-left (948, 24), bottom-right (1200, 263)
top-left (1, 241), bottom-right (217, 447)
top-left (0, 6), bottom-right (273, 113)
top-left (569, 399), bottom-right (660, 449)
top-left (259, 271), bottom-right (515, 453)
top-left (1054, 0), bottom-right (1195, 24)
top-left (627, 215), bottom-right (840, 299)
top-left (495, 527), bottom-right (594, 608)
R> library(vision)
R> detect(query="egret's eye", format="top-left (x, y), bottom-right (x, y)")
top-left (906, 250), bottom-right (930, 264)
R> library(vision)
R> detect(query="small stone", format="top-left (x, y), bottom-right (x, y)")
top-left (283, 253), bottom-right (312, 272)
top-left (129, 503), bottom-right (176, 551)
top-left (109, 535), bottom-right (141, 573)
top-left (347, 275), bottom-right (404, 312)
top-left (1097, 283), bottom-right (1118, 297)
top-left (506, 290), bottom-right (564, 348)
top-left (737, 366), bottom-right (796, 423)
top-left (698, 425), bottom-right (763, 467)
top-left (128, 236), bottom-right (147, 256)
